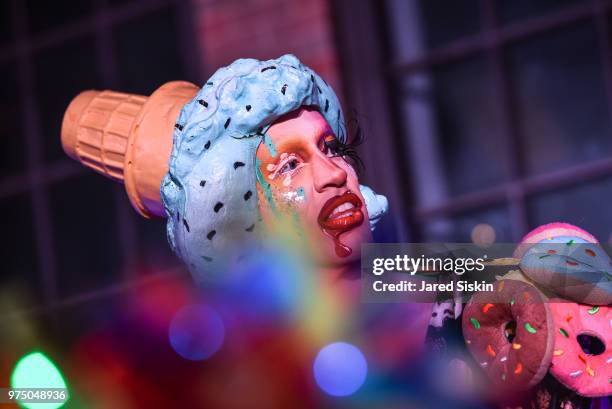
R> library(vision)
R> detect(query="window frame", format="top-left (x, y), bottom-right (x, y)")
top-left (0, 0), bottom-right (201, 314)
top-left (334, 0), bottom-right (612, 242)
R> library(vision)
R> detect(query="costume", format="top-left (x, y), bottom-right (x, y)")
top-left (61, 54), bottom-right (388, 282)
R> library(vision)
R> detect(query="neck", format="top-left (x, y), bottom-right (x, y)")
top-left (319, 259), bottom-right (362, 305)
top-left (319, 257), bottom-right (360, 278)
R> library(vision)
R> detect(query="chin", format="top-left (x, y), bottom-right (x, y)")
top-left (315, 222), bottom-right (372, 267)
top-left (311, 187), bottom-right (372, 267)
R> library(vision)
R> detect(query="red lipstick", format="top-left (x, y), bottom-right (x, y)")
top-left (317, 191), bottom-right (364, 257)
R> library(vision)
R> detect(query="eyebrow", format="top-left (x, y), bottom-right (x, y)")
top-left (271, 124), bottom-right (335, 156)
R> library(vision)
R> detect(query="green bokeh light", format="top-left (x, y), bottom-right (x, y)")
top-left (10, 352), bottom-right (68, 409)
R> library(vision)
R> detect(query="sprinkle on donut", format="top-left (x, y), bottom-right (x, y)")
top-left (462, 280), bottom-right (554, 391)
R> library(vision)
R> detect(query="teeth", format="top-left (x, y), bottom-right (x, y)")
top-left (332, 202), bottom-right (355, 215)
top-left (330, 202), bottom-right (355, 218)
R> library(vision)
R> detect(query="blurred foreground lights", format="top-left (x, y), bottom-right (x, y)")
top-left (169, 304), bottom-right (225, 361)
top-left (471, 223), bottom-right (496, 247)
top-left (313, 342), bottom-right (367, 397)
top-left (11, 352), bottom-right (68, 409)
top-left (439, 358), bottom-right (475, 398)
top-left (223, 244), bottom-right (306, 322)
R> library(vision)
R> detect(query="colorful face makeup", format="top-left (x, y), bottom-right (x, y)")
top-left (255, 107), bottom-right (372, 266)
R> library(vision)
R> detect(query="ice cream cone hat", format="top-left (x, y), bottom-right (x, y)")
top-left (61, 55), bottom-right (389, 279)
top-left (61, 81), bottom-right (199, 218)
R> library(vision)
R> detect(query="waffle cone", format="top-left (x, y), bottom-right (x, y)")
top-left (61, 81), bottom-right (199, 218)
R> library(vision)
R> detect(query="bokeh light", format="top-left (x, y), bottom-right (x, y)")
top-left (169, 304), bottom-right (225, 361)
top-left (221, 244), bottom-right (307, 322)
top-left (313, 342), bottom-right (367, 397)
top-left (11, 351), bottom-right (68, 409)
top-left (470, 223), bottom-right (496, 247)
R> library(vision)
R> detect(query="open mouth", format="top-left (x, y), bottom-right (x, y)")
top-left (317, 191), bottom-right (364, 231)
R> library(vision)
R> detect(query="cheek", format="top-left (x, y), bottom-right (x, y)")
top-left (257, 173), bottom-right (311, 218)
top-left (271, 175), bottom-right (309, 212)
top-left (277, 186), bottom-right (307, 208)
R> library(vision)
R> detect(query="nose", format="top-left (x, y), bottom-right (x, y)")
top-left (312, 153), bottom-right (347, 193)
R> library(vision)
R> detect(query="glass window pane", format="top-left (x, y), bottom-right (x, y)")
top-left (497, 0), bottom-right (582, 25)
top-left (508, 22), bottom-right (612, 176)
top-left (0, 63), bottom-right (27, 176)
top-left (433, 58), bottom-right (509, 196)
top-left (527, 176), bottom-right (612, 242)
top-left (422, 206), bottom-right (513, 242)
top-left (0, 193), bottom-right (42, 305)
top-left (0, 0), bottom-right (13, 46)
top-left (26, 0), bottom-right (92, 35)
top-left (386, 0), bottom-right (482, 63)
top-left (401, 56), bottom-right (509, 207)
top-left (34, 34), bottom-right (101, 164)
top-left (52, 295), bottom-right (122, 349)
top-left (109, 0), bottom-right (137, 5)
top-left (419, 0), bottom-right (481, 49)
top-left (114, 7), bottom-right (186, 95)
top-left (49, 174), bottom-right (122, 298)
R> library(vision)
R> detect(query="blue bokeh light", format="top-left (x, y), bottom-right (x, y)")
top-left (313, 342), bottom-right (368, 397)
top-left (168, 304), bottom-right (225, 361)
top-left (220, 245), bottom-right (307, 321)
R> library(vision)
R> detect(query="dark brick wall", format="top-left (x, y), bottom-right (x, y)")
top-left (194, 0), bottom-right (344, 100)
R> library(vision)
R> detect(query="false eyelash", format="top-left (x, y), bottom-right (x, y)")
top-left (325, 113), bottom-right (365, 174)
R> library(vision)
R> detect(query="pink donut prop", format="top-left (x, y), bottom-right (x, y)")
top-left (548, 300), bottom-right (611, 397)
top-left (515, 223), bottom-right (612, 305)
top-left (513, 222), bottom-right (598, 259)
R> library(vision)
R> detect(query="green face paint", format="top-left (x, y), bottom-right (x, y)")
top-left (263, 133), bottom-right (277, 158)
top-left (291, 211), bottom-right (305, 238)
top-left (255, 157), bottom-right (277, 215)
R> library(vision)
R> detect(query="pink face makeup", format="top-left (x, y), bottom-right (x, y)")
top-left (255, 107), bottom-right (372, 266)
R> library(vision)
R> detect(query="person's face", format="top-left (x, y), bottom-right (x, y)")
top-left (255, 107), bottom-right (372, 267)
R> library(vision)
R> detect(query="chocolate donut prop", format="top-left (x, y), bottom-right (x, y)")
top-left (462, 280), bottom-right (554, 391)
top-left (548, 300), bottom-right (612, 397)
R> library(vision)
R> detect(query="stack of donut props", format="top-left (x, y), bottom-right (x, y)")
top-left (463, 223), bottom-right (611, 398)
